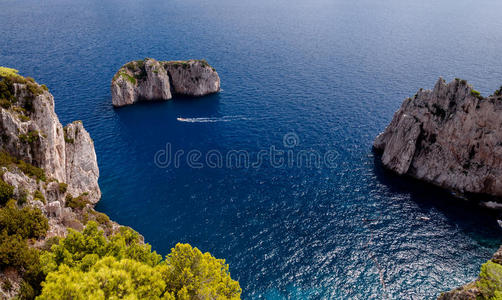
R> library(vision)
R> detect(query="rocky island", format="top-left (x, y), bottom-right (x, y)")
top-left (111, 58), bottom-right (220, 107)
top-left (374, 78), bottom-right (502, 198)
top-left (0, 67), bottom-right (240, 299)
top-left (374, 77), bottom-right (502, 299)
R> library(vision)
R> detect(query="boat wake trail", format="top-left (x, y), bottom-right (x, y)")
top-left (176, 116), bottom-right (250, 123)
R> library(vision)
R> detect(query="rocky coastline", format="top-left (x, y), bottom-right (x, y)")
top-left (111, 58), bottom-right (220, 107)
top-left (0, 69), bottom-right (119, 297)
top-left (374, 78), bottom-right (502, 299)
top-left (0, 67), bottom-right (240, 299)
top-left (374, 78), bottom-right (502, 198)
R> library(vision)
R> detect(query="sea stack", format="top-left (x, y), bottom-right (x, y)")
top-left (374, 78), bottom-right (502, 197)
top-left (111, 58), bottom-right (220, 107)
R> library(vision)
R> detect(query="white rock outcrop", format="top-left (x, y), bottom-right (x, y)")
top-left (111, 58), bottom-right (220, 107)
top-left (0, 80), bottom-right (100, 203)
top-left (0, 71), bottom-right (118, 299)
top-left (374, 78), bottom-right (502, 197)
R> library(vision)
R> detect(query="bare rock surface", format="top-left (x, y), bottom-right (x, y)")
top-left (374, 78), bottom-right (502, 197)
top-left (111, 58), bottom-right (220, 107)
top-left (0, 79), bottom-right (100, 203)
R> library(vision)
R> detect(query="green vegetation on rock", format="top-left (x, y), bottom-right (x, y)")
top-left (471, 89), bottom-right (483, 100)
top-left (19, 130), bottom-right (40, 144)
top-left (37, 221), bottom-right (241, 299)
top-left (477, 260), bottom-right (502, 299)
top-left (0, 66), bottom-right (48, 118)
top-left (33, 190), bottom-right (45, 204)
top-left (58, 182), bottom-right (67, 193)
top-left (0, 151), bottom-right (46, 182)
top-left (0, 179), bottom-right (14, 205)
top-left (120, 72), bottom-right (137, 85)
top-left (0, 200), bottom-right (49, 298)
top-left (494, 86), bottom-right (502, 97)
top-left (65, 193), bottom-right (90, 210)
top-left (0, 67), bottom-right (21, 78)
top-left (0, 200), bottom-right (48, 239)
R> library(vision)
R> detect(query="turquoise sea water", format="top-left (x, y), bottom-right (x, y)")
top-left (2, 0), bottom-right (502, 298)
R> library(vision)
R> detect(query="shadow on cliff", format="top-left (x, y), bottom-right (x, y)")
top-left (372, 153), bottom-right (502, 246)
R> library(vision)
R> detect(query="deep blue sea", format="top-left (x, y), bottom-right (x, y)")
top-left (2, 0), bottom-right (502, 298)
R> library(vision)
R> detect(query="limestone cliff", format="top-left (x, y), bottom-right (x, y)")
top-left (374, 78), bottom-right (502, 197)
top-left (0, 69), bottom-right (116, 297)
top-left (111, 58), bottom-right (220, 107)
top-left (0, 76), bottom-right (100, 204)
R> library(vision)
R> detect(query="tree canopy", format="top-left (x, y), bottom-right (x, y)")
top-left (38, 222), bottom-right (241, 299)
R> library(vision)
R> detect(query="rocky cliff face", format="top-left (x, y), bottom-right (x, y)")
top-left (111, 58), bottom-right (220, 107)
top-left (0, 72), bottom-right (112, 237)
top-left (0, 78), bottom-right (100, 204)
top-left (374, 78), bottom-right (502, 197)
top-left (0, 70), bottom-right (118, 298)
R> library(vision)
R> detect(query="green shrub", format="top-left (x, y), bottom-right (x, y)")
top-left (0, 151), bottom-right (45, 182)
top-left (16, 188), bottom-right (28, 206)
top-left (477, 260), bottom-right (502, 299)
top-left (0, 98), bottom-right (11, 109)
top-left (163, 243), bottom-right (242, 299)
top-left (471, 89), bottom-right (483, 100)
top-left (26, 81), bottom-right (45, 97)
top-left (38, 257), bottom-right (168, 300)
top-left (0, 151), bottom-right (15, 167)
top-left (17, 159), bottom-right (46, 182)
top-left (0, 179), bottom-right (14, 205)
top-left (33, 190), bottom-right (45, 203)
top-left (65, 194), bottom-right (90, 210)
top-left (120, 72), bottom-right (137, 85)
top-left (0, 67), bottom-right (20, 78)
top-left (19, 130), bottom-right (40, 144)
top-left (63, 127), bottom-right (74, 144)
top-left (18, 280), bottom-right (36, 300)
top-left (494, 86), bottom-right (502, 97)
top-left (18, 114), bottom-right (30, 122)
top-left (0, 229), bottom-right (43, 298)
top-left (0, 200), bottom-right (49, 239)
top-left (41, 221), bottom-right (162, 274)
top-left (58, 182), bottom-right (68, 194)
top-left (93, 211), bottom-right (110, 225)
top-left (0, 78), bottom-right (15, 105)
top-left (38, 222), bottom-right (241, 299)
top-left (0, 231), bottom-right (33, 269)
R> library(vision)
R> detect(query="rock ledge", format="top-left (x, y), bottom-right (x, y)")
top-left (374, 78), bottom-right (502, 197)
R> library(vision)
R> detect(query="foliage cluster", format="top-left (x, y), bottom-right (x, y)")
top-left (0, 66), bottom-right (48, 115)
top-left (19, 130), bottom-right (40, 144)
top-left (37, 222), bottom-right (241, 299)
top-left (494, 86), bottom-right (502, 97)
top-left (65, 193), bottom-right (90, 210)
top-left (0, 151), bottom-right (46, 182)
top-left (0, 200), bottom-right (48, 298)
top-left (58, 182), bottom-right (67, 193)
top-left (471, 89), bottom-right (483, 100)
top-left (0, 200), bottom-right (48, 240)
top-left (477, 260), bottom-right (502, 299)
top-left (0, 179), bottom-right (14, 205)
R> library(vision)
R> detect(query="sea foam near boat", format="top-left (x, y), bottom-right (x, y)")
top-left (176, 116), bottom-right (249, 123)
